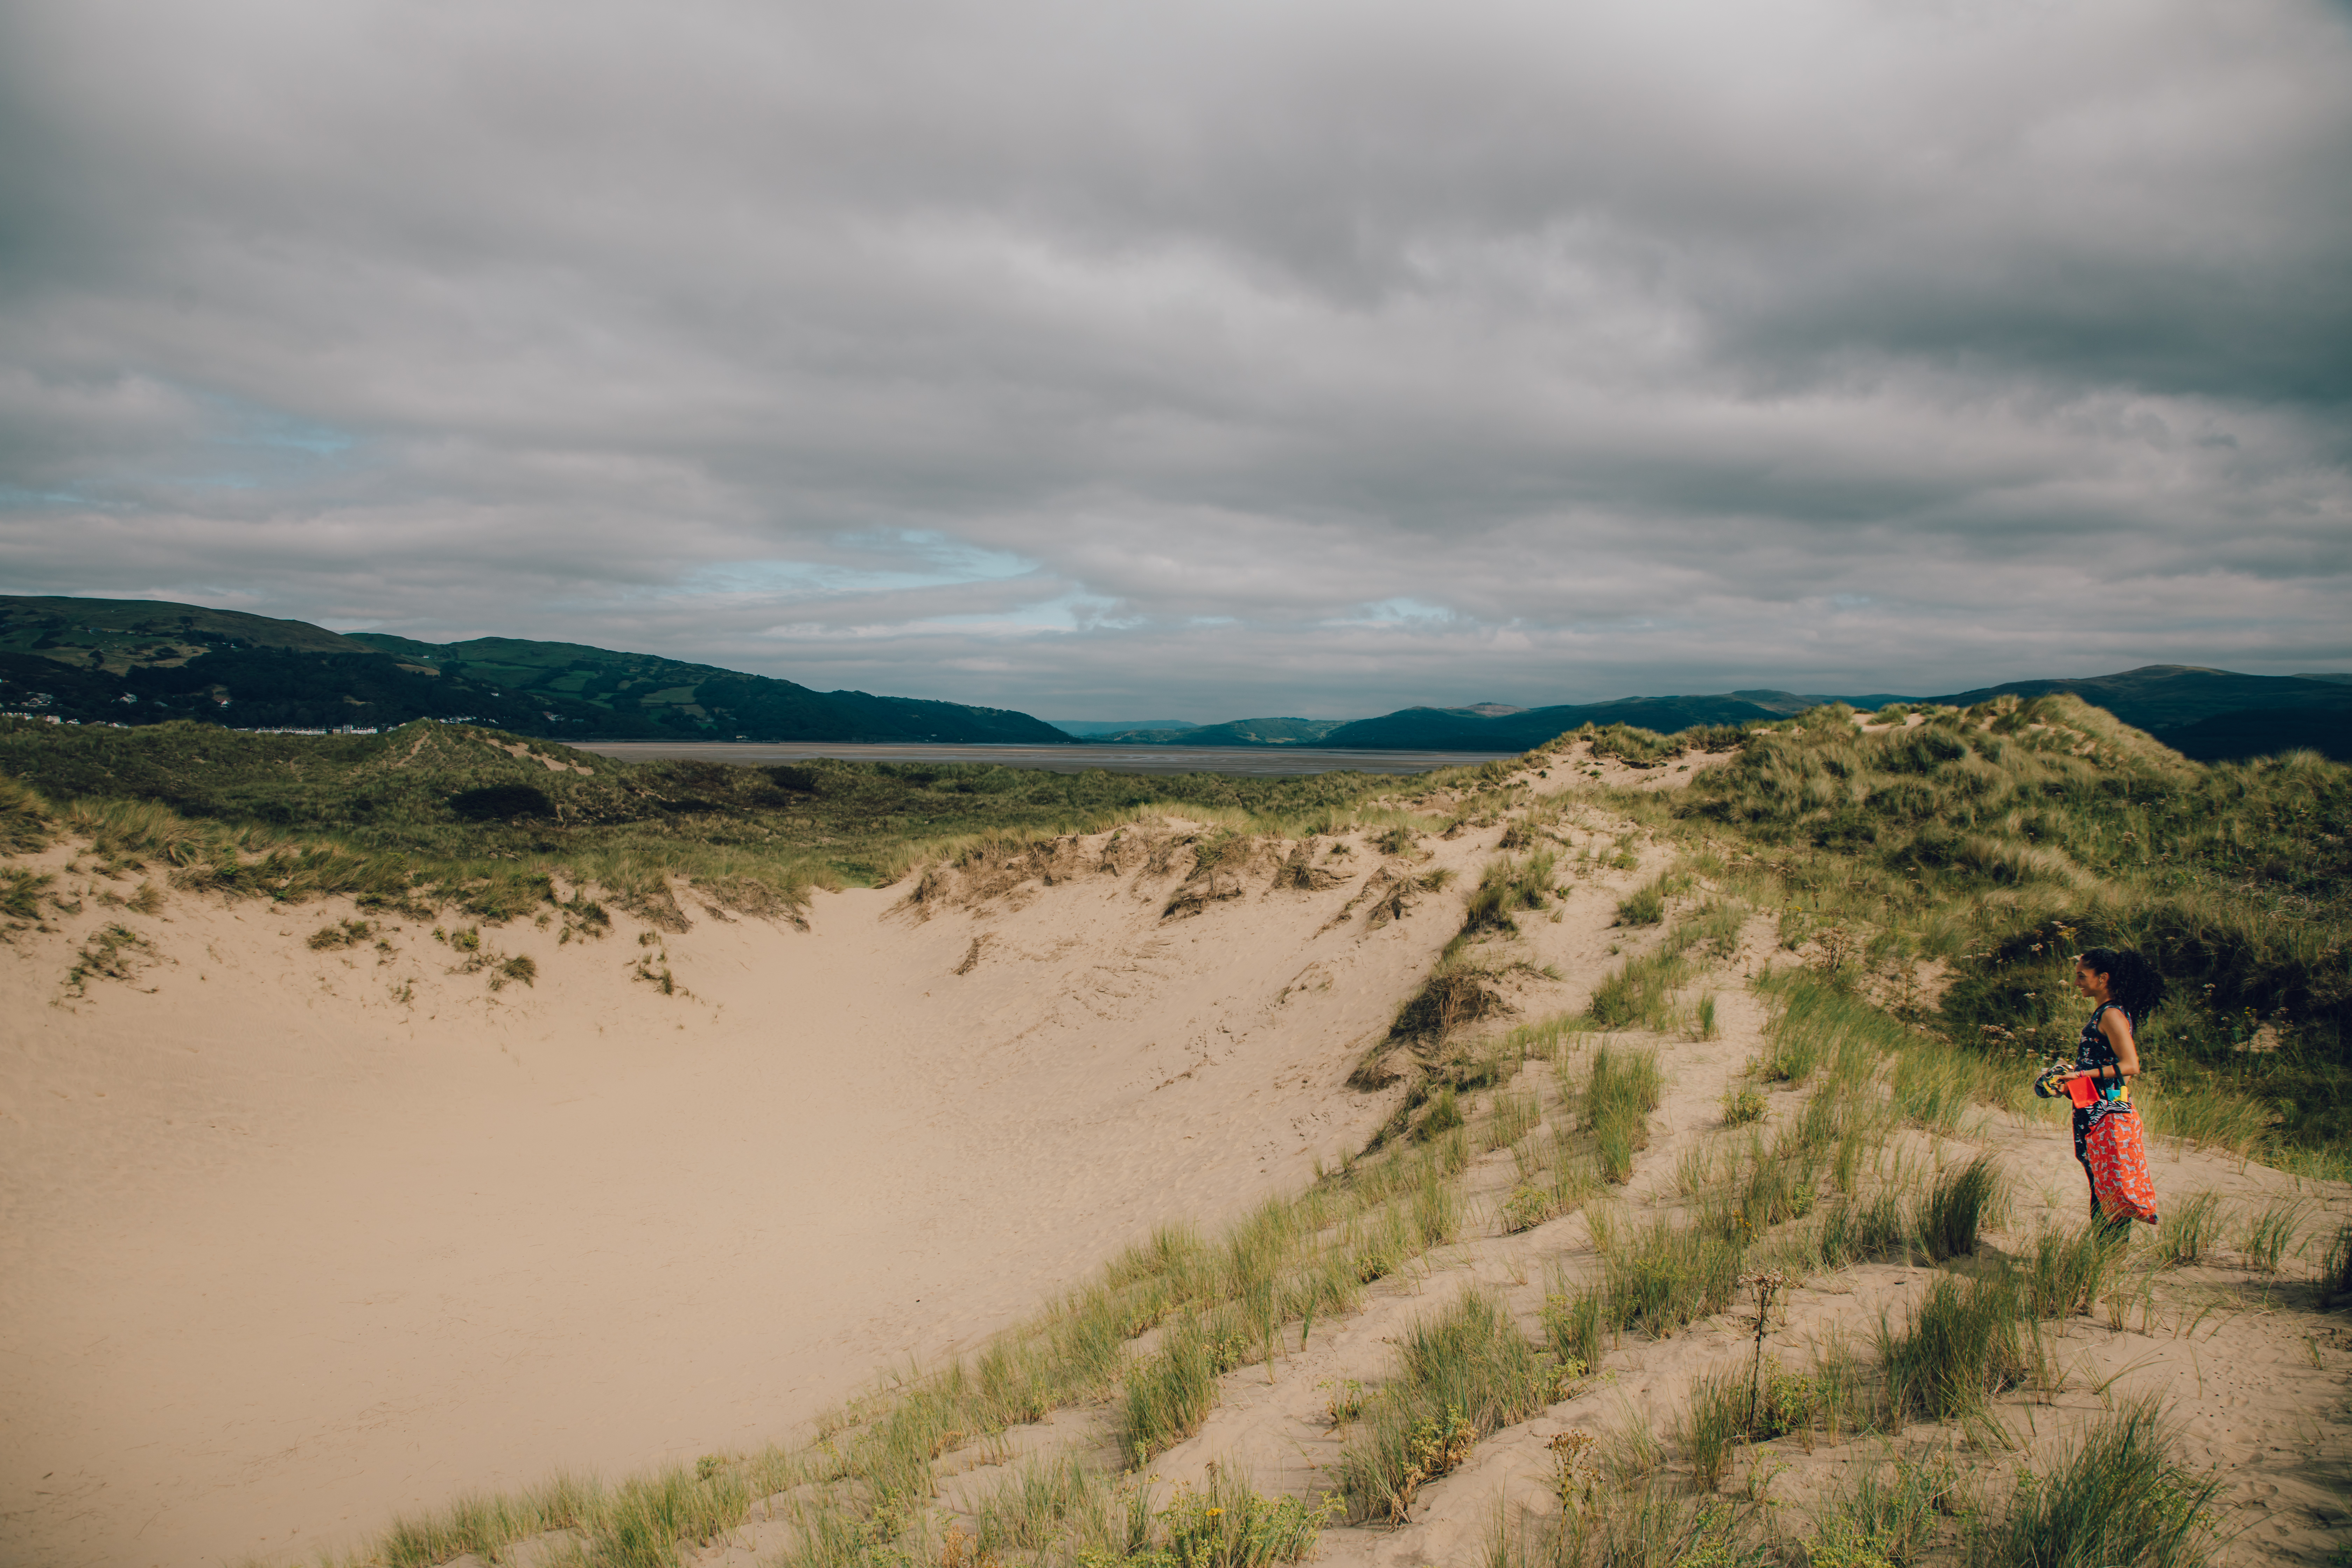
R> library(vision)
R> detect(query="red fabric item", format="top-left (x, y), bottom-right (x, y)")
top-left (2084, 1112), bottom-right (2160, 1225)
top-left (2066, 1076), bottom-right (2099, 1108)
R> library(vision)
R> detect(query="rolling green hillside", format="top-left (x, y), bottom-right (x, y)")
top-left (1314, 669), bottom-right (2351, 761)
top-left (1088, 716), bottom-right (1349, 745)
top-left (1924, 663), bottom-right (2352, 733)
top-left (1322, 694), bottom-right (1785, 750)
top-left (0, 596), bottom-right (1072, 745)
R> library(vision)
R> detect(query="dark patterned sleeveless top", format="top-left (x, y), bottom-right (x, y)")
top-left (2076, 1002), bottom-right (2134, 1120)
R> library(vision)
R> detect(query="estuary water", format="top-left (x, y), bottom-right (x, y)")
top-left (570, 740), bottom-right (1512, 777)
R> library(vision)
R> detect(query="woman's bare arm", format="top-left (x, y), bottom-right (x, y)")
top-left (2099, 1009), bottom-right (2140, 1079)
top-left (2060, 1009), bottom-right (2141, 1083)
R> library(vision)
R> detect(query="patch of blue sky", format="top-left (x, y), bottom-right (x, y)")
top-left (682, 530), bottom-right (1037, 599)
top-left (198, 390), bottom-right (356, 456)
top-left (1328, 596), bottom-right (1457, 627)
top-left (686, 559), bottom-right (980, 596)
top-left (154, 471), bottom-right (266, 490)
top-left (0, 483), bottom-right (107, 510)
top-left (871, 529), bottom-right (1031, 583)
top-left (892, 592), bottom-right (1134, 636)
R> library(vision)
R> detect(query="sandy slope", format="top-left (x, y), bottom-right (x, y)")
top-left (937, 911), bottom-right (2352, 1568)
top-left (664, 890), bottom-right (2352, 1568)
top-left (10, 741), bottom-right (2345, 1568)
top-left (2, 806), bottom-right (1605, 1568)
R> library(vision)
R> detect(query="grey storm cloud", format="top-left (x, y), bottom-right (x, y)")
top-left (2, 0), bottom-right (2348, 717)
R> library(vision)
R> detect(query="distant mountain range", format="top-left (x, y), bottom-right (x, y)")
top-left (0, 596), bottom-right (1070, 744)
top-left (1046, 719), bottom-right (1197, 737)
top-left (1070, 672), bottom-right (2350, 762)
top-left (2, 596), bottom-right (2343, 762)
top-left (1080, 692), bottom-right (1911, 751)
top-left (1064, 717), bottom-right (1354, 746)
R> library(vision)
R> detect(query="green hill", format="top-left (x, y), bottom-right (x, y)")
top-left (1088, 717), bottom-right (1349, 746)
top-left (0, 597), bottom-right (1072, 744)
top-left (1923, 663), bottom-right (2352, 735)
top-left (1321, 694), bottom-right (1787, 750)
top-left (1311, 670), bottom-right (2352, 761)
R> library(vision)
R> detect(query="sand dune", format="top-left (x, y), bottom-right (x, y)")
top-left (4, 814), bottom-right (1544, 1567)
top-left (9, 741), bottom-right (2347, 1568)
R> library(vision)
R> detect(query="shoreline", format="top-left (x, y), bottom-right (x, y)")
top-left (570, 740), bottom-right (1518, 776)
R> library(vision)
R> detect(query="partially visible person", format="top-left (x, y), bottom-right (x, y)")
top-left (2053, 947), bottom-right (2163, 1232)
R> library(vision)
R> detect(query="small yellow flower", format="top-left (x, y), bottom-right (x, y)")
top-left (1206, 1507), bottom-right (1223, 1517)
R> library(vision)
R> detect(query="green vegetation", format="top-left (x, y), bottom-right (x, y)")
top-left (2239, 1198), bottom-right (2303, 1273)
top-left (2322, 1220), bottom-right (2352, 1306)
top-left (1587, 949), bottom-right (1690, 1034)
top-left (14, 681), bottom-right (2336, 1568)
top-left (1462, 851), bottom-right (1558, 936)
top-left (1142, 1471), bottom-right (1334, 1568)
top-left (1679, 1356), bottom-right (1852, 1489)
top-left (1662, 692), bottom-right (2352, 1156)
top-left (0, 717), bottom-right (1447, 910)
top-left (1913, 1156), bottom-right (2005, 1262)
top-left (2022, 1221), bottom-right (2126, 1318)
top-left (1583, 1045), bottom-right (1663, 1183)
top-left (1879, 1274), bottom-right (2031, 1422)
top-left (1970, 1397), bottom-right (2219, 1568)
top-left (2152, 1191), bottom-right (2221, 1268)
top-left (1615, 876), bottom-right (1669, 926)
top-left (1334, 1292), bottom-right (1564, 1523)
top-left (1803, 1452), bottom-right (1953, 1568)
top-left (0, 593), bottom-right (1076, 741)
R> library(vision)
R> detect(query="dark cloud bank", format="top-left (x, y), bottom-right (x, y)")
top-left (3, 0), bottom-right (2347, 718)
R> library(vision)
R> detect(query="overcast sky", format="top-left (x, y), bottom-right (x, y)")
top-left (4, 0), bottom-right (2348, 719)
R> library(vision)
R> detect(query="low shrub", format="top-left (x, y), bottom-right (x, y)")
top-left (1970, 1396), bottom-right (2219, 1568)
top-left (2239, 1200), bottom-right (2303, 1273)
top-left (2024, 1222), bottom-right (2124, 1318)
top-left (2154, 1191), bottom-right (2221, 1268)
top-left (1617, 881), bottom-right (1667, 927)
top-left (1119, 1316), bottom-right (1239, 1463)
top-left (1915, 1156), bottom-right (2004, 1261)
top-left (1155, 1471), bottom-right (1335, 1568)
top-left (2321, 1220), bottom-right (2352, 1306)
top-left (1596, 1219), bottom-right (1745, 1339)
top-left (1679, 1359), bottom-right (1826, 1487)
top-left (1879, 1274), bottom-right (2028, 1421)
top-left (1335, 1293), bottom-right (1560, 1523)
top-left (1464, 853), bottom-right (1558, 936)
top-left (1392, 962), bottom-right (1511, 1042)
top-left (1807, 1452), bottom-right (1953, 1568)
top-left (1587, 1046), bottom-right (1662, 1184)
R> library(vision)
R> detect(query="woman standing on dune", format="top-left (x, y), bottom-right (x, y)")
top-left (2052, 947), bottom-right (2164, 1232)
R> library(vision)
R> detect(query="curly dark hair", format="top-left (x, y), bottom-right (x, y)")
top-left (2078, 946), bottom-right (2164, 1023)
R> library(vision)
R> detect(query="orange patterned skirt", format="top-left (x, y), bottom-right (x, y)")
top-left (2080, 1107), bottom-right (2160, 1226)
